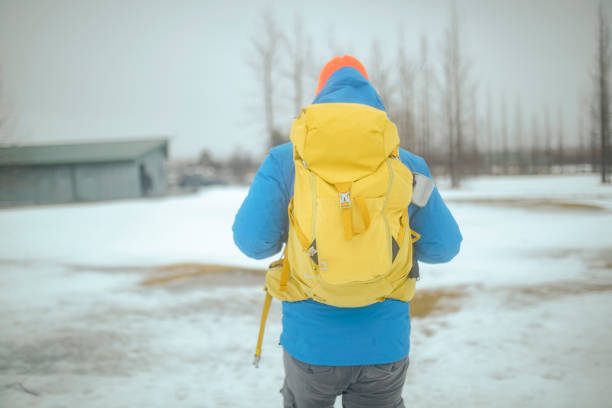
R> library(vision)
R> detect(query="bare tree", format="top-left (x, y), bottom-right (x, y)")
top-left (530, 115), bottom-right (540, 174)
top-left (514, 96), bottom-right (525, 173)
top-left (500, 93), bottom-right (508, 174)
top-left (590, 90), bottom-right (601, 172)
top-left (198, 149), bottom-right (221, 172)
top-left (594, 1), bottom-right (611, 183)
top-left (442, 3), bottom-right (471, 187)
top-left (282, 14), bottom-right (315, 116)
top-left (248, 11), bottom-right (285, 149)
top-left (557, 107), bottom-right (565, 173)
top-left (485, 89), bottom-right (494, 173)
top-left (419, 34), bottom-right (436, 161)
top-left (369, 40), bottom-right (394, 109)
top-left (395, 32), bottom-right (417, 150)
top-left (468, 86), bottom-right (481, 175)
top-left (578, 99), bottom-right (588, 167)
top-left (544, 106), bottom-right (553, 173)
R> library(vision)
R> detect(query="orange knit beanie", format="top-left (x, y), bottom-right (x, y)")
top-left (315, 55), bottom-right (369, 96)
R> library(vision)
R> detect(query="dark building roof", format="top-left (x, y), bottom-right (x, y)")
top-left (0, 138), bottom-right (169, 166)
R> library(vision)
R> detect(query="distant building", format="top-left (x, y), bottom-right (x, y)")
top-left (0, 138), bottom-right (169, 207)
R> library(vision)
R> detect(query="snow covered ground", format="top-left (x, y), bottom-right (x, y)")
top-left (1, 174), bottom-right (611, 407)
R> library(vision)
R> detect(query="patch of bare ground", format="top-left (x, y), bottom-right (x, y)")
top-left (590, 248), bottom-right (612, 270)
top-left (108, 247), bottom-right (612, 321)
top-left (62, 262), bottom-right (266, 287)
top-left (447, 197), bottom-right (607, 212)
top-left (140, 263), bottom-right (264, 287)
top-left (0, 328), bottom-right (144, 376)
top-left (0, 258), bottom-right (39, 268)
top-left (410, 287), bottom-right (467, 319)
top-left (528, 247), bottom-right (612, 271)
top-left (512, 281), bottom-right (612, 301)
top-left (139, 264), bottom-right (471, 318)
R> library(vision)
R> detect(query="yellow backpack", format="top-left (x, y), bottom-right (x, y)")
top-left (253, 103), bottom-right (420, 366)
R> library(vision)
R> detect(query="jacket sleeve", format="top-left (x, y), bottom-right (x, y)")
top-left (232, 146), bottom-right (292, 260)
top-left (402, 152), bottom-right (462, 264)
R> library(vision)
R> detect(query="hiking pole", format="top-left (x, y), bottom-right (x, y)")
top-left (253, 291), bottom-right (273, 368)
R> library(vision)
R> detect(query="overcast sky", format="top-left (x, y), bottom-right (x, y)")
top-left (0, 0), bottom-right (610, 160)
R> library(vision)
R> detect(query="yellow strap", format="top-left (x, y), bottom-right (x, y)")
top-left (279, 246), bottom-right (290, 292)
top-left (253, 292), bottom-right (273, 367)
top-left (288, 198), bottom-right (310, 249)
top-left (354, 196), bottom-right (371, 234)
top-left (341, 207), bottom-right (353, 240)
top-left (269, 259), bottom-right (283, 268)
top-left (398, 208), bottom-right (409, 244)
top-left (335, 183), bottom-right (353, 241)
top-left (410, 229), bottom-right (421, 243)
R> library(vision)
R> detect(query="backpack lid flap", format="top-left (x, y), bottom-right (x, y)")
top-left (291, 103), bottom-right (399, 184)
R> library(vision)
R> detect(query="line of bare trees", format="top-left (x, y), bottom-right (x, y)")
top-left (243, 4), bottom-right (612, 187)
top-left (593, 1), bottom-right (611, 183)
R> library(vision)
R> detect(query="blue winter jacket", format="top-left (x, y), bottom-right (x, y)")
top-left (233, 67), bottom-right (462, 366)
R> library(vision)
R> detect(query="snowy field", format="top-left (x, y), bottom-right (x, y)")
top-left (1, 174), bottom-right (611, 408)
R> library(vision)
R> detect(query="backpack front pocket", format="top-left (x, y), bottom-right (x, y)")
top-left (314, 196), bottom-right (391, 285)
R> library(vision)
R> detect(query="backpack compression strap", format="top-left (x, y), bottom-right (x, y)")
top-left (279, 245), bottom-right (290, 291)
top-left (336, 182), bottom-right (371, 240)
top-left (288, 198), bottom-right (310, 249)
top-left (398, 207), bottom-right (421, 245)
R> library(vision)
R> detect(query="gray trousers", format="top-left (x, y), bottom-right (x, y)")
top-left (280, 349), bottom-right (409, 408)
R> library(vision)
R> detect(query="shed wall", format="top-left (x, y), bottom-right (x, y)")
top-left (0, 148), bottom-right (167, 206)
top-left (0, 165), bottom-right (74, 206)
top-left (72, 161), bottom-right (139, 202)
